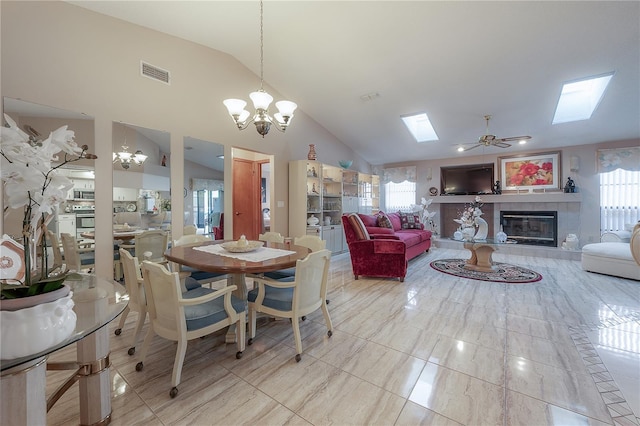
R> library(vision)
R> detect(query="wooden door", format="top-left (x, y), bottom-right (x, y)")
top-left (232, 158), bottom-right (261, 240)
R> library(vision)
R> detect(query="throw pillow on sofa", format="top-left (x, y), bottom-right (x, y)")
top-left (376, 211), bottom-right (393, 228)
top-left (398, 212), bottom-right (421, 229)
top-left (348, 213), bottom-right (370, 240)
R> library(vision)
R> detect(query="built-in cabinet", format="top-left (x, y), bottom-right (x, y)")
top-left (289, 160), bottom-right (379, 254)
top-left (58, 214), bottom-right (75, 237)
top-left (113, 187), bottom-right (138, 201)
top-left (71, 178), bottom-right (94, 190)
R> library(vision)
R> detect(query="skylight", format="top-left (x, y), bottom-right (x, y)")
top-left (552, 72), bottom-right (614, 124)
top-left (401, 113), bottom-right (439, 142)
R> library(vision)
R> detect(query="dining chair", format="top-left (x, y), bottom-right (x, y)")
top-left (128, 230), bottom-right (169, 263)
top-left (60, 233), bottom-right (95, 272)
top-left (183, 225), bottom-right (197, 235)
top-left (115, 248), bottom-right (147, 356)
top-left (46, 230), bottom-right (64, 271)
top-left (262, 234), bottom-right (324, 280)
top-left (248, 249), bottom-right (333, 362)
top-left (135, 261), bottom-right (246, 398)
top-left (258, 231), bottom-right (284, 243)
top-left (171, 234), bottom-right (227, 286)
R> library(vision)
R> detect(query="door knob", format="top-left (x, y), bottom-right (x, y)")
top-left (235, 211), bottom-right (240, 215)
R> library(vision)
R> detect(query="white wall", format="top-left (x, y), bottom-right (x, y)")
top-left (1, 1), bottom-right (368, 278)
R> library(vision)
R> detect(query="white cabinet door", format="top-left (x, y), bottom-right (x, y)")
top-left (72, 179), bottom-right (94, 190)
top-left (58, 214), bottom-right (75, 236)
top-left (113, 187), bottom-right (138, 201)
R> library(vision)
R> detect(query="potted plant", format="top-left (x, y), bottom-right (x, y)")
top-left (0, 113), bottom-right (97, 359)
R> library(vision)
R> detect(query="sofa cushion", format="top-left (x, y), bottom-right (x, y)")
top-left (399, 212), bottom-right (422, 229)
top-left (376, 212), bottom-right (393, 228)
top-left (366, 226), bottom-right (395, 236)
top-left (348, 213), bottom-right (370, 241)
top-left (387, 212), bottom-right (403, 231)
top-left (358, 214), bottom-right (378, 227)
top-left (394, 231), bottom-right (423, 247)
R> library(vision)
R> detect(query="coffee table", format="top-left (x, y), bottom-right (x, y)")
top-left (462, 238), bottom-right (516, 272)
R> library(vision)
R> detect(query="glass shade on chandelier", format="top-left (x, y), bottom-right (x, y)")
top-left (113, 145), bottom-right (147, 169)
top-left (223, 91), bottom-right (297, 137)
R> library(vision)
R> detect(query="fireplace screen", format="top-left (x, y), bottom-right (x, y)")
top-left (500, 211), bottom-right (558, 247)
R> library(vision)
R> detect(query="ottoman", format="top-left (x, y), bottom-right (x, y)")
top-left (581, 242), bottom-right (640, 280)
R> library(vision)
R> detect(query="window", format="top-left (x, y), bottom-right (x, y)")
top-left (600, 169), bottom-right (640, 232)
top-left (384, 180), bottom-right (416, 212)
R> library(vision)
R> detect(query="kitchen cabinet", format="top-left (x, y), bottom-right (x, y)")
top-left (113, 187), bottom-right (138, 201)
top-left (322, 225), bottom-right (344, 253)
top-left (72, 179), bottom-right (94, 190)
top-left (58, 214), bottom-right (75, 237)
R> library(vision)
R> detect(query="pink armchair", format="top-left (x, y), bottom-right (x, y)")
top-left (342, 214), bottom-right (408, 282)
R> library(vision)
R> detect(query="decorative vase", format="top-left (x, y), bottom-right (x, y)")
top-left (496, 225), bottom-right (508, 243)
top-left (307, 215), bottom-right (319, 226)
top-left (0, 284), bottom-right (76, 359)
top-left (474, 217), bottom-right (488, 240)
top-left (307, 144), bottom-right (317, 161)
top-left (324, 216), bottom-right (331, 226)
top-left (453, 230), bottom-right (463, 241)
top-left (462, 227), bottom-right (475, 241)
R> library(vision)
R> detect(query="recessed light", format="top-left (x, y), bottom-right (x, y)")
top-left (519, 140), bottom-right (527, 145)
top-left (457, 146), bottom-right (465, 152)
top-left (217, 154), bottom-right (224, 159)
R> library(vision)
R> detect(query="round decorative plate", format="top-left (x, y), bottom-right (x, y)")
top-left (429, 186), bottom-right (438, 196)
top-left (126, 203), bottom-right (137, 212)
top-left (220, 240), bottom-right (264, 253)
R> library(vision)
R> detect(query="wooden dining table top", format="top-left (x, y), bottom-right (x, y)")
top-left (81, 229), bottom-right (146, 240)
top-left (164, 240), bottom-right (310, 275)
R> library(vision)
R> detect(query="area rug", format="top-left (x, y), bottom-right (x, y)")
top-left (430, 258), bottom-right (542, 283)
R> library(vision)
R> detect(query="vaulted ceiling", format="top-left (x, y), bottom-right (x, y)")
top-left (67, 1), bottom-right (639, 165)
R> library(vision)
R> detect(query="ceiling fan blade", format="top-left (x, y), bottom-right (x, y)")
top-left (499, 135), bottom-right (531, 142)
top-left (463, 144), bottom-right (482, 151)
top-left (493, 141), bottom-right (512, 148)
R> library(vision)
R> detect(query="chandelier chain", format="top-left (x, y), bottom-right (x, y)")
top-left (259, 0), bottom-right (264, 91)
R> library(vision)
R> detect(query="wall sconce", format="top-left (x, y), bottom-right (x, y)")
top-left (570, 155), bottom-right (580, 172)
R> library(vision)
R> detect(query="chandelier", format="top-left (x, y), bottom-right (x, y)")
top-left (113, 126), bottom-right (147, 169)
top-left (223, 0), bottom-right (297, 137)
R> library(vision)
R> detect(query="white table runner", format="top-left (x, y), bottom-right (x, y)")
top-left (194, 244), bottom-right (297, 262)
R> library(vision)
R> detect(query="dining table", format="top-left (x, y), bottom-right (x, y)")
top-left (163, 239), bottom-right (310, 342)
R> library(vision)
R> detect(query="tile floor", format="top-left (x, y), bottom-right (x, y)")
top-left (46, 246), bottom-right (640, 425)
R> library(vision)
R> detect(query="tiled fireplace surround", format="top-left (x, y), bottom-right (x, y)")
top-left (434, 193), bottom-right (582, 260)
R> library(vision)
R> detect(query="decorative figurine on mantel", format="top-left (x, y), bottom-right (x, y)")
top-left (493, 180), bottom-right (502, 195)
top-left (564, 177), bottom-right (576, 193)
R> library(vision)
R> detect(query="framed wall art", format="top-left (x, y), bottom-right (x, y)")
top-left (498, 151), bottom-right (561, 191)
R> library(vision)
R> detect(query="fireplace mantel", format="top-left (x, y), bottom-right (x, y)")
top-left (432, 193), bottom-right (581, 204)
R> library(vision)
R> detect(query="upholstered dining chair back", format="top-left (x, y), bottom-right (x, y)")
top-left (258, 231), bottom-right (285, 244)
top-left (114, 211), bottom-right (142, 227)
top-left (173, 234), bottom-right (211, 247)
top-left (116, 248), bottom-right (147, 355)
top-left (248, 249), bottom-right (333, 361)
top-left (293, 235), bottom-right (326, 253)
top-left (60, 233), bottom-right (94, 272)
top-left (183, 225), bottom-right (197, 235)
top-left (134, 230), bottom-right (169, 263)
top-left (137, 261), bottom-right (245, 398)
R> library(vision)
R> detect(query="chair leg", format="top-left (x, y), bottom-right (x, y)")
top-left (171, 338), bottom-right (188, 389)
top-left (291, 317), bottom-right (303, 362)
top-left (321, 302), bottom-right (333, 337)
top-left (248, 303), bottom-right (257, 344)
top-left (235, 311), bottom-right (246, 358)
top-left (115, 306), bottom-right (129, 336)
top-left (128, 308), bottom-right (147, 356)
top-left (135, 326), bottom-right (154, 372)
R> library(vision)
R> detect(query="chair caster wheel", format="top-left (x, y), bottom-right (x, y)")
top-left (327, 330), bottom-right (333, 337)
top-left (135, 362), bottom-right (143, 372)
top-left (295, 354), bottom-right (301, 362)
top-left (248, 338), bottom-right (253, 345)
top-left (114, 328), bottom-right (122, 336)
top-left (170, 387), bottom-right (178, 398)
top-left (127, 347), bottom-right (135, 356)
top-left (301, 316), bottom-right (306, 321)
top-left (236, 351), bottom-right (243, 359)
top-left (326, 299), bottom-right (330, 305)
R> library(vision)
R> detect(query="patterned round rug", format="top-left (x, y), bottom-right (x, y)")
top-left (430, 258), bottom-right (542, 283)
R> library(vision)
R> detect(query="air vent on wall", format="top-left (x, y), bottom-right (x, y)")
top-left (140, 61), bottom-right (170, 85)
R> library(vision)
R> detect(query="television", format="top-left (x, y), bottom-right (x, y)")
top-left (440, 163), bottom-right (494, 195)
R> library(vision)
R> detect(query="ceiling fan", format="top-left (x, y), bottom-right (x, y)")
top-left (460, 115), bottom-right (531, 151)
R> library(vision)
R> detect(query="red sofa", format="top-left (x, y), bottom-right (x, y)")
top-left (342, 212), bottom-right (432, 282)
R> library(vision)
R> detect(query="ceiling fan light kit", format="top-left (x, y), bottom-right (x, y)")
top-left (460, 115), bottom-right (532, 152)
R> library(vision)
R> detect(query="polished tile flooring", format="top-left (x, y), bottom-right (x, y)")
top-left (47, 246), bottom-right (640, 425)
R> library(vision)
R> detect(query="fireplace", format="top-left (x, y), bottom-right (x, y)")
top-left (500, 211), bottom-right (558, 247)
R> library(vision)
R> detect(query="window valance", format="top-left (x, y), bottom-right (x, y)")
top-left (596, 146), bottom-right (640, 173)
top-left (191, 178), bottom-right (224, 191)
top-left (383, 166), bottom-right (416, 184)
